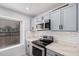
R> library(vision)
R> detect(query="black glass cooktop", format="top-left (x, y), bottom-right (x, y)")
top-left (32, 39), bottom-right (53, 47)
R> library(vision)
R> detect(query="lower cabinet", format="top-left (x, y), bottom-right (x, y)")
top-left (26, 40), bottom-right (32, 56)
top-left (46, 49), bottom-right (64, 56)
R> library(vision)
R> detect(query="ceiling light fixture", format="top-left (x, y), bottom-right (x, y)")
top-left (26, 8), bottom-right (29, 10)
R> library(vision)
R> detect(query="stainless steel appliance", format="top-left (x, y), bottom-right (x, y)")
top-left (36, 19), bottom-right (51, 31)
top-left (44, 19), bottom-right (51, 30)
top-left (36, 23), bottom-right (44, 31)
top-left (32, 36), bottom-right (53, 56)
top-left (32, 43), bottom-right (45, 56)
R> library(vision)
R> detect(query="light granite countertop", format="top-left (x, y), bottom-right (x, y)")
top-left (46, 42), bottom-right (79, 56)
top-left (26, 37), bottom-right (38, 41)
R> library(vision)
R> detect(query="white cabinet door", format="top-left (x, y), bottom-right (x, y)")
top-left (46, 49), bottom-right (63, 56)
top-left (43, 13), bottom-right (49, 20)
top-left (50, 9), bottom-right (61, 31)
top-left (62, 4), bottom-right (77, 31)
top-left (26, 41), bottom-right (32, 56)
top-left (31, 18), bottom-right (37, 31)
top-left (36, 17), bottom-right (42, 24)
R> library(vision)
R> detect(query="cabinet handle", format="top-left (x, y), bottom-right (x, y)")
top-left (36, 25), bottom-right (38, 28)
top-left (28, 45), bottom-right (29, 47)
top-left (55, 54), bottom-right (58, 56)
top-left (59, 25), bottom-right (63, 29)
top-left (59, 25), bottom-right (60, 29)
top-left (61, 25), bottom-right (63, 29)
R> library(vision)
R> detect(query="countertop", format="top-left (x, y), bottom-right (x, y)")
top-left (26, 37), bottom-right (38, 42)
top-left (46, 42), bottom-right (79, 56)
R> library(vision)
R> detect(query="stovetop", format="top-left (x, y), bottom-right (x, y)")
top-left (32, 39), bottom-right (53, 47)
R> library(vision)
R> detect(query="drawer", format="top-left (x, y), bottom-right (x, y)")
top-left (46, 53), bottom-right (54, 56)
top-left (47, 49), bottom-right (64, 56)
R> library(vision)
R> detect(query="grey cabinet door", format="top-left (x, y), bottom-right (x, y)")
top-left (50, 9), bottom-right (61, 31)
top-left (62, 4), bottom-right (77, 31)
top-left (46, 49), bottom-right (64, 56)
top-left (78, 4), bottom-right (79, 32)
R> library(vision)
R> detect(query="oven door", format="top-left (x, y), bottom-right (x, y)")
top-left (32, 44), bottom-right (45, 56)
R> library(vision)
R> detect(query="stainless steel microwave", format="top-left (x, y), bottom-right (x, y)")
top-left (36, 19), bottom-right (51, 31)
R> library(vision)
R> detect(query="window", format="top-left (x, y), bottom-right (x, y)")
top-left (0, 19), bottom-right (20, 49)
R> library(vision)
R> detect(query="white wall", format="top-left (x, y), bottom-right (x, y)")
top-left (0, 7), bottom-right (31, 56)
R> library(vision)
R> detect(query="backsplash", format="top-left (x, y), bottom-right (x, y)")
top-left (29, 31), bottom-right (79, 46)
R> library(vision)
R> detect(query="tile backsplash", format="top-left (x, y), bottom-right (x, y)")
top-left (28, 31), bottom-right (79, 46)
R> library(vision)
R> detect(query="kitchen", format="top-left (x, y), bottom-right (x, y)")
top-left (26, 3), bottom-right (79, 56)
top-left (0, 3), bottom-right (79, 56)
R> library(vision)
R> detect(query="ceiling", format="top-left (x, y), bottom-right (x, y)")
top-left (0, 3), bottom-right (64, 17)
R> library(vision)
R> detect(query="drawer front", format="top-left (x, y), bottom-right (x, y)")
top-left (46, 53), bottom-right (54, 56)
top-left (47, 49), bottom-right (64, 56)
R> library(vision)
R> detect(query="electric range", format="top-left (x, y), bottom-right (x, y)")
top-left (32, 36), bottom-right (53, 56)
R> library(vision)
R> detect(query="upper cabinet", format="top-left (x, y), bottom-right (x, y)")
top-left (50, 9), bottom-right (61, 31)
top-left (31, 3), bottom-right (78, 32)
top-left (78, 4), bottom-right (79, 32)
top-left (31, 17), bottom-right (38, 31)
top-left (62, 4), bottom-right (77, 31)
top-left (43, 13), bottom-right (50, 20)
top-left (50, 4), bottom-right (77, 32)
